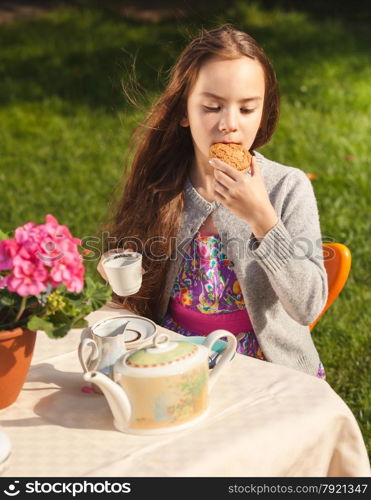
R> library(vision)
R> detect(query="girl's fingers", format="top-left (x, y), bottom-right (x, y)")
top-left (97, 247), bottom-right (135, 281)
top-left (214, 190), bottom-right (227, 203)
top-left (97, 260), bottom-right (108, 281)
top-left (214, 178), bottom-right (228, 193)
top-left (106, 247), bottom-right (124, 255)
top-left (213, 165), bottom-right (237, 192)
top-left (214, 179), bottom-right (228, 199)
top-left (209, 158), bottom-right (239, 181)
top-left (250, 155), bottom-right (260, 177)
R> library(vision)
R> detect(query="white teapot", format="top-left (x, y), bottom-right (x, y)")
top-left (83, 330), bottom-right (237, 435)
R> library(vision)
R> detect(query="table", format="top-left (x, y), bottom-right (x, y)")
top-left (0, 304), bottom-right (370, 477)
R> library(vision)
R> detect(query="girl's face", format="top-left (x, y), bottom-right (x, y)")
top-left (181, 57), bottom-right (265, 166)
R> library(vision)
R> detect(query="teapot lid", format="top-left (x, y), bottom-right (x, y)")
top-left (125, 333), bottom-right (198, 368)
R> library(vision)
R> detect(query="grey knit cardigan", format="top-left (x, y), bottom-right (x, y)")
top-left (158, 151), bottom-right (328, 376)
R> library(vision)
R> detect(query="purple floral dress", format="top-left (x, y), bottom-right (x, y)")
top-left (161, 232), bottom-right (326, 379)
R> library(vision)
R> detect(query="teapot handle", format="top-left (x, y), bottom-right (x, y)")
top-left (203, 330), bottom-right (237, 392)
top-left (78, 338), bottom-right (100, 373)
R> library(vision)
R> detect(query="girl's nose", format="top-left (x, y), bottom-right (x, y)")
top-left (218, 110), bottom-right (238, 133)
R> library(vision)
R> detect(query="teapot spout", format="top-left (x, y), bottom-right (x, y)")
top-left (83, 371), bottom-right (131, 432)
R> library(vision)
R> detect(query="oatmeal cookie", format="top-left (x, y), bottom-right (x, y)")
top-left (209, 143), bottom-right (252, 171)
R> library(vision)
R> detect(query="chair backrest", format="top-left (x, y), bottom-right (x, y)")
top-left (310, 243), bottom-right (352, 331)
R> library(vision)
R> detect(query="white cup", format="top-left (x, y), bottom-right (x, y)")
top-left (102, 251), bottom-right (142, 296)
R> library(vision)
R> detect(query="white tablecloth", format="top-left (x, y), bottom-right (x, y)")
top-left (0, 304), bottom-right (370, 477)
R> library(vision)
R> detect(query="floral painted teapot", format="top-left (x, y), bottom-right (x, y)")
top-left (83, 330), bottom-right (237, 435)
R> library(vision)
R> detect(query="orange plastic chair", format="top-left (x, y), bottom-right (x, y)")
top-left (310, 243), bottom-right (352, 331)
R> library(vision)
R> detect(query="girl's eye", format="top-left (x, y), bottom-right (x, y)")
top-left (203, 106), bottom-right (255, 114)
top-left (203, 106), bottom-right (220, 112)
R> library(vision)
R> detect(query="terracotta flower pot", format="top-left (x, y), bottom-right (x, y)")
top-left (0, 327), bottom-right (37, 410)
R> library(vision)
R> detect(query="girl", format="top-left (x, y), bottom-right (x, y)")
top-left (98, 25), bottom-right (328, 379)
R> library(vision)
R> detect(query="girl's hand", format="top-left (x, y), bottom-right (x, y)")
top-left (97, 248), bottom-right (123, 281)
top-left (210, 156), bottom-right (278, 239)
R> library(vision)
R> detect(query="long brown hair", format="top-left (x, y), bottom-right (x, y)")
top-left (103, 24), bottom-right (280, 322)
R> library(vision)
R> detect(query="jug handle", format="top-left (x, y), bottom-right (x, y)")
top-left (78, 338), bottom-right (100, 373)
top-left (203, 330), bottom-right (237, 392)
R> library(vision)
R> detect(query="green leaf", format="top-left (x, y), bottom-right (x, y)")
top-left (0, 229), bottom-right (11, 240)
top-left (0, 295), bottom-right (17, 307)
top-left (27, 316), bottom-right (73, 339)
top-left (72, 318), bottom-right (88, 329)
top-left (27, 316), bottom-right (55, 336)
top-left (48, 323), bottom-right (73, 339)
top-left (82, 276), bottom-right (111, 310)
top-left (50, 310), bottom-right (72, 323)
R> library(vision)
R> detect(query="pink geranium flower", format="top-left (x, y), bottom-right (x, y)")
top-left (0, 239), bottom-right (19, 270)
top-left (6, 258), bottom-right (48, 296)
top-left (0, 214), bottom-right (85, 296)
top-left (0, 215), bottom-right (112, 341)
top-left (50, 259), bottom-right (84, 293)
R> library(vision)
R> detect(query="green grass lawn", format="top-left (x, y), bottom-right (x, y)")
top-left (1, 1), bottom-right (370, 454)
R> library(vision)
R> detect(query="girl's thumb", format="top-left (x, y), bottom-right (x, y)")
top-left (249, 155), bottom-right (260, 177)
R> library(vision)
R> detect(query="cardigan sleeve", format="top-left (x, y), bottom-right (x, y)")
top-left (247, 169), bottom-right (328, 325)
